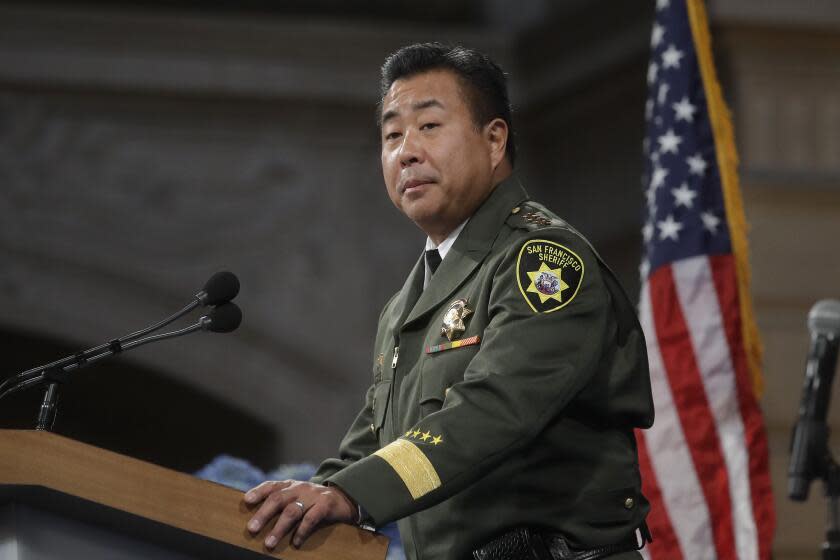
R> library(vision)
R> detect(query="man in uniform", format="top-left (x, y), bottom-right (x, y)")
top-left (244, 43), bottom-right (654, 560)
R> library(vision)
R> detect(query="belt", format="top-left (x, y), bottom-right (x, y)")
top-left (472, 527), bottom-right (646, 560)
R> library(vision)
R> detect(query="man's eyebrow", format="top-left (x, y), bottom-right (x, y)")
top-left (380, 98), bottom-right (445, 125)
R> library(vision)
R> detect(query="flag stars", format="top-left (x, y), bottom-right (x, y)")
top-left (645, 186), bottom-right (658, 210)
top-left (648, 62), bottom-right (659, 85)
top-left (658, 129), bottom-right (683, 154)
top-left (687, 153), bottom-right (708, 175)
top-left (657, 214), bottom-right (683, 241)
top-left (658, 83), bottom-right (670, 105)
top-left (662, 44), bottom-right (685, 69)
top-left (651, 23), bottom-right (665, 48)
top-left (672, 96), bottom-right (697, 122)
top-left (671, 183), bottom-right (698, 208)
top-left (702, 211), bottom-right (721, 233)
top-left (642, 222), bottom-right (654, 243)
top-left (650, 166), bottom-right (669, 190)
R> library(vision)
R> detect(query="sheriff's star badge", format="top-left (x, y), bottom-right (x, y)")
top-left (441, 299), bottom-right (472, 341)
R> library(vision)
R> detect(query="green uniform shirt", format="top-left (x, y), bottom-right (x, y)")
top-left (312, 176), bottom-right (654, 560)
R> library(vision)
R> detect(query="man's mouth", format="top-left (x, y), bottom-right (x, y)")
top-left (401, 179), bottom-right (435, 194)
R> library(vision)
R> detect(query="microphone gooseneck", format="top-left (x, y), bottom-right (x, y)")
top-left (0, 273), bottom-right (243, 429)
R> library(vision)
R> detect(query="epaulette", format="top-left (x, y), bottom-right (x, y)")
top-left (505, 201), bottom-right (605, 264)
top-left (506, 201), bottom-right (571, 232)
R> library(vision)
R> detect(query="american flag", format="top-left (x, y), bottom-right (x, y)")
top-left (636, 1), bottom-right (776, 559)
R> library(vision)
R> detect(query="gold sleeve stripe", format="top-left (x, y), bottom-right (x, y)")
top-left (373, 439), bottom-right (441, 499)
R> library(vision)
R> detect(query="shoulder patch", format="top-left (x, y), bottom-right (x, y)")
top-left (516, 238), bottom-right (585, 313)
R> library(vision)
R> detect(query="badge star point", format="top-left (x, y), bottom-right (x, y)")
top-left (412, 429), bottom-right (422, 438)
top-left (440, 299), bottom-right (472, 341)
top-left (420, 431), bottom-right (432, 441)
top-left (657, 129), bottom-right (683, 155)
top-left (405, 430), bottom-right (412, 437)
top-left (526, 262), bottom-right (569, 304)
top-left (431, 435), bottom-right (443, 445)
top-left (657, 214), bottom-right (683, 241)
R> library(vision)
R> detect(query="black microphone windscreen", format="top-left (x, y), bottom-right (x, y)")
top-left (207, 303), bottom-right (242, 333)
top-left (203, 271), bottom-right (240, 306)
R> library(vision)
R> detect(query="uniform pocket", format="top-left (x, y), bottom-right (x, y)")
top-left (372, 380), bottom-right (392, 432)
top-left (578, 487), bottom-right (640, 527)
top-left (419, 345), bottom-right (479, 417)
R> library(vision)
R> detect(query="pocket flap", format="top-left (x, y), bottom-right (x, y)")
top-left (372, 381), bottom-right (392, 429)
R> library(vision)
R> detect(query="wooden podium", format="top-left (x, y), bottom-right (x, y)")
top-left (0, 430), bottom-right (388, 559)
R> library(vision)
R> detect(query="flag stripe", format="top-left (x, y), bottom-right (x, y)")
top-left (673, 256), bottom-right (758, 560)
top-left (639, 279), bottom-right (711, 558)
top-left (636, 428), bottom-right (684, 560)
top-left (648, 265), bottom-right (736, 559)
top-left (639, 1), bottom-right (775, 556)
top-left (709, 255), bottom-right (776, 560)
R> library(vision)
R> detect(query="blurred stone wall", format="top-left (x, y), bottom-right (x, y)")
top-left (0, 1), bottom-right (839, 556)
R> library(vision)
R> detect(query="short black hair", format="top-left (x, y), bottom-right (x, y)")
top-left (379, 42), bottom-right (517, 166)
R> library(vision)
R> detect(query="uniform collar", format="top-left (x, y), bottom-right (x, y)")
top-left (399, 174), bottom-right (529, 329)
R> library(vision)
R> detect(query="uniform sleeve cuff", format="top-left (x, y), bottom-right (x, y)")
top-left (325, 453), bottom-right (416, 526)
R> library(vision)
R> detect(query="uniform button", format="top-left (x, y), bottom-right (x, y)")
top-left (624, 498), bottom-right (634, 509)
top-left (370, 424), bottom-right (376, 434)
top-left (511, 206), bottom-right (521, 214)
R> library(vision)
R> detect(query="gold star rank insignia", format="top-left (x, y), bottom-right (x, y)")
top-left (440, 298), bottom-right (473, 341)
top-left (431, 435), bottom-right (443, 445)
top-left (516, 239), bottom-right (585, 313)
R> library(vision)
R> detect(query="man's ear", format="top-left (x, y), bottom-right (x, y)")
top-left (485, 118), bottom-right (509, 169)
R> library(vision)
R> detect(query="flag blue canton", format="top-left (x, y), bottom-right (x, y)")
top-left (641, 0), bottom-right (732, 279)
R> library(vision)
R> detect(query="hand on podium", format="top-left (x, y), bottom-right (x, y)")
top-left (243, 480), bottom-right (358, 551)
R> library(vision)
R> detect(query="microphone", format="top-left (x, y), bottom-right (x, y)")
top-left (789, 299), bottom-right (840, 501)
top-left (196, 271), bottom-right (240, 306)
top-left (1, 303), bottom-right (244, 402)
top-left (199, 302), bottom-right (243, 333)
top-left (0, 272), bottom-right (242, 401)
top-left (100, 271), bottom-right (240, 349)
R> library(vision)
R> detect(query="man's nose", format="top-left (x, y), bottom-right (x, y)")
top-left (399, 129), bottom-right (425, 167)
